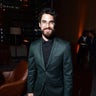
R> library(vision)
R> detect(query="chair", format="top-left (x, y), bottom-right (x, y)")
top-left (0, 60), bottom-right (28, 96)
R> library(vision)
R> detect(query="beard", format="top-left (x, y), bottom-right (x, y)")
top-left (42, 27), bottom-right (54, 39)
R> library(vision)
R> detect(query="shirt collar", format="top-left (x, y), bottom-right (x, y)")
top-left (42, 38), bottom-right (53, 44)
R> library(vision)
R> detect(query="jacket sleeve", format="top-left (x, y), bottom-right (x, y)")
top-left (63, 43), bottom-right (73, 96)
top-left (27, 44), bottom-right (37, 93)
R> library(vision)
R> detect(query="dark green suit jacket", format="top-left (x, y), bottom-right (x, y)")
top-left (27, 37), bottom-right (73, 96)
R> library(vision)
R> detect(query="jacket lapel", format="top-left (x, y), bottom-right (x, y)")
top-left (46, 38), bottom-right (57, 69)
top-left (39, 39), bottom-right (46, 70)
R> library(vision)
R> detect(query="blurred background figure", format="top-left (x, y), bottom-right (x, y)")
top-left (77, 30), bottom-right (89, 72)
top-left (76, 30), bottom-right (92, 96)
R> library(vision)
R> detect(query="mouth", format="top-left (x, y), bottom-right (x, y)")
top-left (44, 28), bottom-right (52, 32)
top-left (45, 29), bottom-right (51, 31)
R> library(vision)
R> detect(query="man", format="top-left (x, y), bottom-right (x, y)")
top-left (77, 30), bottom-right (89, 71)
top-left (76, 31), bottom-right (92, 96)
top-left (27, 8), bottom-right (73, 96)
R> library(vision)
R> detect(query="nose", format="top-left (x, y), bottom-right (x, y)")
top-left (46, 23), bottom-right (50, 27)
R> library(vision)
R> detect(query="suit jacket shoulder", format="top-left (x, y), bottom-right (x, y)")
top-left (55, 37), bottom-right (70, 47)
top-left (30, 38), bottom-right (41, 48)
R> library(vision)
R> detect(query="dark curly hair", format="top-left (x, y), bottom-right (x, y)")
top-left (38, 7), bottom-right (57, 23)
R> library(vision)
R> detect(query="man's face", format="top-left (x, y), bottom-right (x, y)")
top-left (39, 13), bottom-right (55, 39)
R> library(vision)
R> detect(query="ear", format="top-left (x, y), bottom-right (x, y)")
top-left (39, 22), bottom-right (41, 28)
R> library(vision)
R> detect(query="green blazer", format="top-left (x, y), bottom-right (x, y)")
top-left (27, 37), bottom-right (73, 96)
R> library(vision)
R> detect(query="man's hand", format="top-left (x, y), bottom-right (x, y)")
top-left (27, 93), bottom-right (34, 96)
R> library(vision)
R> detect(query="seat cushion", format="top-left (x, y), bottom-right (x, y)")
top-left (2, 71), bottom-right (14, 83)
